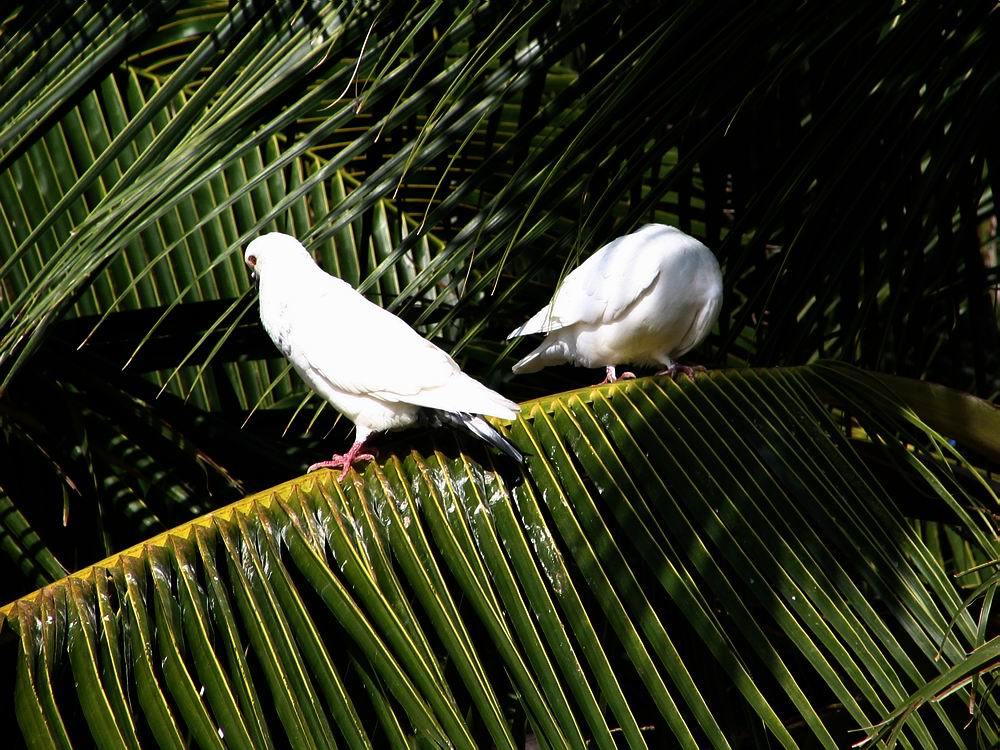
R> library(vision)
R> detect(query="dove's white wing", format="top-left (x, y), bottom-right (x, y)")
top-left (294, 278), bottom-right (517, 418)
top-left (508, 225), bottom-right (670, 338)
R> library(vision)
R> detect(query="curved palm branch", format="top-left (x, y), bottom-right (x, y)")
top-left (3, 368), bottom-right (1000, 747)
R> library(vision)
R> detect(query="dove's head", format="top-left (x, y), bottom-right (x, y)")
top-left (244, 232), bottom-right (317, 280)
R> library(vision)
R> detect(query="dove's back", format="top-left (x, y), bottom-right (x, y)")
top-left (508, 224), bottom-right (722, 373)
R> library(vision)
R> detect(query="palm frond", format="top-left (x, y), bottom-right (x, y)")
top-left (3, 369), bottom-right (999, 747)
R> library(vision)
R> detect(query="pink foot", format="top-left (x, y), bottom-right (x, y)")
top-left (308, 441), bottom-right (376, 482)
top-left (657, 363), bottom-right (706, 380)
top-left (599, 366), bottom-right (636, 384)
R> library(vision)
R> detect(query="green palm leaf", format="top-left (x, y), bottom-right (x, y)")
top-left (3, 369), bottom-right (999, 747)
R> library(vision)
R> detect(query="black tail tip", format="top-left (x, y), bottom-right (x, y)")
top-left (450, 413), bottom-right (525, 465)
top-left (474, 419), bottom-right (525, 464)
top-left (495, 434), bottom-right (525, 464)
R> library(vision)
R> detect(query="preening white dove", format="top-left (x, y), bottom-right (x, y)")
top-left (245, 232), bottom-right (522, 480)
top-left (508, 224), bottom-right (723, 382)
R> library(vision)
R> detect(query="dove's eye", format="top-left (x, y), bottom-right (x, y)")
top-left (246, 254), bottom-right (257, 268)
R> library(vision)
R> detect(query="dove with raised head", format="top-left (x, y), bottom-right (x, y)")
top-left (245, 232), bottom-right (522, 479)
top-left (508, 224), bottom-right (723, 382)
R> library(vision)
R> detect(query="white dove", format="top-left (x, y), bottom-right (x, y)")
top-left (508, 224), bottom-right (723, 382)
top-left (245, 232), bottom-right (522, 480)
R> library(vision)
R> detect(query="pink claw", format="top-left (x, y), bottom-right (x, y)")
top-left (656, 363), bottom-right (706, 380)
top-left (308, 441), bottom-right (377, 482)
top-left (599, 366), bottom-right (636, 384)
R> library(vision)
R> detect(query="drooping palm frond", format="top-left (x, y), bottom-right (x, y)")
top-left (2, 1), bottom-right (997, 396)
top-left (3, 368), bottom-right (999, 748)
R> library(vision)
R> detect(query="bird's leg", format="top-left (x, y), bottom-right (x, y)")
top-left (308, 440), bottom-right (377, 482)
top-left (598, 366), bottom-right (636, 384)
top-left (656, 363), bottom-right (706, 380)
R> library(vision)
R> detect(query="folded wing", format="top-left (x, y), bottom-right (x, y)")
top-left (298, 280), bottom-right (518, 419)
top-left (508, 225), bottom-right (670, 338)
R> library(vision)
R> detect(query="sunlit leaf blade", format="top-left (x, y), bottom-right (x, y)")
top-left (65, 576), bottom-right (135, 749)
top-left (13, 596), bottom-right (70, 750)
top-left (121, 554), bottom-right (186, 749)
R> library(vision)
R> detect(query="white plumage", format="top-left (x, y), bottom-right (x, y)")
top-left (245, 232), bottom-right (521, 478)
top-left (508, 224), bottom-right (723, 381)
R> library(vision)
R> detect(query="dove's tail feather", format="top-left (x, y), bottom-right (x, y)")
top-left (511, 350), bottom-right (545, 374)
top-left (407, 376), bottom-right (519, 421)
top-left (437, 412), bottom-right (524, 463)
top-left (512, 338), bottom-right (569, 374)
top-left (508, 306), bottom-right (555, 339)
